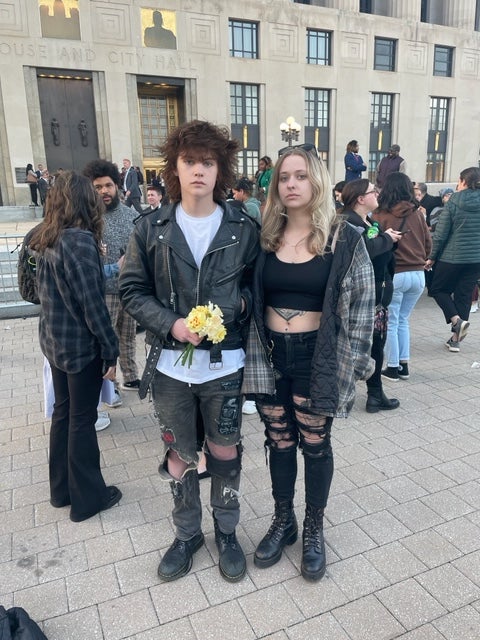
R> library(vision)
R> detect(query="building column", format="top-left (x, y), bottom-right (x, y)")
top-left (125, 74), bottom-right (143, 169)
top-left (444, 0), bottom-right (475, 30)
top-left (92, 72), bottom-right (111, 161)
top-left (390, 0), bottom-right (421, 21)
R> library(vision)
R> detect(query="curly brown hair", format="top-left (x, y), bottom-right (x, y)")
top-left (161, 120), bottom-right (240, 202)
top-left (29, 171), bottom-right (104, 252)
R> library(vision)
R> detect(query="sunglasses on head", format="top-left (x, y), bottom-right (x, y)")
top-left (278, 143), bottom-right (319, 158)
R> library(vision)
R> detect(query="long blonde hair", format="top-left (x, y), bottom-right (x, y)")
top-left (261, 147), bottom-right (339, 254)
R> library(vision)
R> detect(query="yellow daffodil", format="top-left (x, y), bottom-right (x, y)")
top-left (176, 302), bottom-right (227, 367)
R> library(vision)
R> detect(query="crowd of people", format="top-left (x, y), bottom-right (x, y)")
top-left (23, 124), bottom-right (480, 587)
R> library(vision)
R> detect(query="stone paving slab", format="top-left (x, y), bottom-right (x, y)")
top-left (1, 291), bottom-right (480, 639)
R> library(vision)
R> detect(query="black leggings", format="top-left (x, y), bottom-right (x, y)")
top-left (28, 183), bottom-right (38, 205)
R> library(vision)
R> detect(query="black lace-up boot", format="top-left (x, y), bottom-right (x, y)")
top-left (157, 472), bottom-right (204, 582)
top-left (301, 504), bottom-right (326, 582)
top-left (213, 516), bottom-right (246, 582)
top-left (254, 501), bottom-right (298, 568)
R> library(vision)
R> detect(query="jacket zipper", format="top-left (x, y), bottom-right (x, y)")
top-left (195, 240), bottom-right (239, 305)
top-left (166, 249), bottom-right (177, 312)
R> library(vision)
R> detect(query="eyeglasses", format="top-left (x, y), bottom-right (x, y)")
top-left (278, 143), bottom-right (319, 158)
top-left (363, 188), bottom-right (378, 196)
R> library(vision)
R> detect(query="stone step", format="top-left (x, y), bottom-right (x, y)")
top-left (0, 206), bottom-right (43, 222)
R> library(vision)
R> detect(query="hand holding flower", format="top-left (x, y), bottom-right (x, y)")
top-left (174, 303), bottom-right (227, 368)
top-left (171, 318), bottom-right (204, 345)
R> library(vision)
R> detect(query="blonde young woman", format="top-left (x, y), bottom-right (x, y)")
top-left (244, 147), bottom-right (375, 581)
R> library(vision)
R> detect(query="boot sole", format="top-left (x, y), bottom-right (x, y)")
top-left (157, 534), bottom-right (204, 582)
top-left (219, 560), bottom-right (247, 582)
top-left (366, 403), bottom-right (399, 413)
top-left (253, 528), bottom-right (298, 569)
top-left (301, 563), bottom-right (326, 582)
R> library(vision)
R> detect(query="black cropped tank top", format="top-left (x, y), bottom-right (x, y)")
top-left (263, 252), bottom-right (333, 312)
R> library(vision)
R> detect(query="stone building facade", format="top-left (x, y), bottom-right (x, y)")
top-left (0, 0), bottom-right (479, 205)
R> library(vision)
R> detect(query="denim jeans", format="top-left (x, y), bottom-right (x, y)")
top-left (385, 270), bottom-right (425, 367)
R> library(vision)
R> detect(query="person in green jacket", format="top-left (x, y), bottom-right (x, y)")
top-left (255, 156), bottom-right (273, 200)
top-left (426, 167), bottom-right (480, 352)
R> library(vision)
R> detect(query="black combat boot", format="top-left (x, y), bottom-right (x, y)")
top-left (301, 504), bottom-right (326, 582)
top-left (157, 532), bottom-right (204, 581)
top-left (366, 388), bottom-right (400, 413)
top-left (157, 473), bottom-right (204, 582)
top-left (254, 501), bottom-right (298, 568)
top-left (207, 448), bottom-right (246, 582)
top-left (213, 516), bottom-right (246, 582)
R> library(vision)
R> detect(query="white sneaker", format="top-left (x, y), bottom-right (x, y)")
top-left (105, 390), bottom-right (122, 408)
top-left (471, 302), bottom-right (478, 313)
top-left (95, 411), bottom-right (111, 431)
top-left (242, 400), bottom-right (257, 415)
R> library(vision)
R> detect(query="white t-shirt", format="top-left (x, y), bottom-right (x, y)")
top-left (156, 204), bottom-right (245, 383)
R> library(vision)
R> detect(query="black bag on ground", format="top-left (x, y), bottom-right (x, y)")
top-left (0, 606), bottom-right (48, 639)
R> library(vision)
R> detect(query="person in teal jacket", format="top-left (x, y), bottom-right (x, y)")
top-left (426, 167), bottom-right (480, 352)
top-left (255, 156), bottom-right (273, 199)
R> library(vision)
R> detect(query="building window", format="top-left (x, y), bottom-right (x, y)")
top-left (230, 83), bottom-right (259, 177)
top-left (434, 46), bottom-right (453, 77)
top-left (427, 97), bottom-right (449, 182)
top-left (360, 0), bottom-right (372, 12)
top-left (306, 29), bottom-right (331, 66)
top-left (304, 88), bottom-right (330, 165)
top-left (369, 92), bottom-right (393, 182)
top-left (421, 0), bottom-right (447, 25)
top-left (476, 0), bottom-right (480, 30)
top-left (229, 20), bottom-right (258, 59)
top-left (374, 38), bottom-right (396, 71)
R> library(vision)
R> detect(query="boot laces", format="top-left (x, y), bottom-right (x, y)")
top-left (266, 509), bottom-right (290, 542)
top-left (170, 538), bottom-right (187, 551)
top-left (219, 530), bottom-right (238, 549)
top-left (303, 511), bottom-right (323, 548)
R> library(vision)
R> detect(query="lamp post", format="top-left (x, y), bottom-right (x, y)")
top-left (280, 116), bottom-right (301, 147)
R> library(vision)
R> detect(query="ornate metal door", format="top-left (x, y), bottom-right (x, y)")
top-left (38, 75), bottom-right (99, 171)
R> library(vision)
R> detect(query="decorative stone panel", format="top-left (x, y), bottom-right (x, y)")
top-left (404, 42), bottom-right (427, 74)
top-left (460, 49), bottom-right (479, 78)
top-left (0, 0), bottom-right (27, 35)
top-left (269, 24), bottom-right (297, 61)
top-left (340, 33), bottom-right (366, 68)
top-left (92, 3), bottom-right (131, 45)
top-left (187, 14), bottom-right (219, 53)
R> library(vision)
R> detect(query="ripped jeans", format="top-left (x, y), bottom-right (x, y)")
top-left (256, 330), bottom-right (334, 509)
top-left (151, 369), bottom-right (243, 538)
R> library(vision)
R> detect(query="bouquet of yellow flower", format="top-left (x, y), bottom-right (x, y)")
top-left (175, 302), bottom-right (227, 368)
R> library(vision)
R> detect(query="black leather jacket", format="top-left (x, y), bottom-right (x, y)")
top-left (119, 201), bottom-right (259, 374)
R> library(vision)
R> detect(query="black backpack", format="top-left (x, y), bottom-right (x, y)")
top-left (17, 226), bottom-right (41, 305)
top-left (0, 606), bottom-right (48, 639)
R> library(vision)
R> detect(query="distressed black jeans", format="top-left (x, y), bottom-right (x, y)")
top-left (151, 369), bottom-right (244, 537)
top-left (151, 369), bottom-right (243, 463)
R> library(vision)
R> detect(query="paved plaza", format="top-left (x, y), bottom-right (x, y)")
top-left (1, 234), bottom-right (480, 638)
